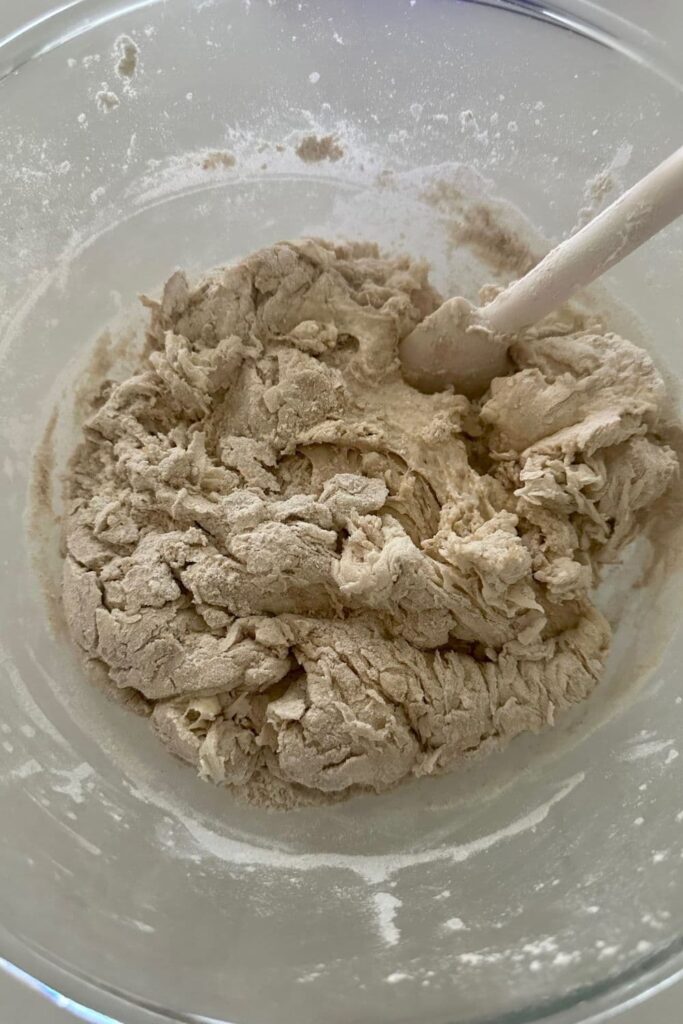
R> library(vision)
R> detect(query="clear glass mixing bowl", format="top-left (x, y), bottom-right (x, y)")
top-left (2, 2), bottom-right (683, 1023)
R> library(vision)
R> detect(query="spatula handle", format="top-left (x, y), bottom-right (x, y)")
top-left (480, 144), bottom-right (683, 335)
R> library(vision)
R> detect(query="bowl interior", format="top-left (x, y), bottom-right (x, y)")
top-left (2, 3), bottom-right (683, 1023)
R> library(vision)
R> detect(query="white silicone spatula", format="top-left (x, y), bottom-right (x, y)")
top-left (399, 144), bottom-right (683, 397)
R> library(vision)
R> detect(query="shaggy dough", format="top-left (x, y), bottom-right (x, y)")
top-left (61, 239), bottom-right (677, 808)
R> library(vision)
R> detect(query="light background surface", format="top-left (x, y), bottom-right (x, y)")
top-left (1, 0), bottom-right (682, 1020)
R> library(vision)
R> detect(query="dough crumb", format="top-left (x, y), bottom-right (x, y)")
top-left (295, 134), bottom-right (344, 163)
top-left (95, 87), bottom-right (120, 113)
top-left (57, 239), bottom-right (678, 809)
top-left (114, 35), bottom-right (140, 81)
top-left (201, 151), bottom-right (237, 171)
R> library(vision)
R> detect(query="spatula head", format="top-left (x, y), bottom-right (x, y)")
top-left (399, 297), bottom-right (510, 398)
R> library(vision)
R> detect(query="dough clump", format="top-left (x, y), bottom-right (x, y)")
top-left (62, 239), bottom-right (677, 808)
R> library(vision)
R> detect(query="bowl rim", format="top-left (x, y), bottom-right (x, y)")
top-left (4, 923), bottom-right (683, 1024)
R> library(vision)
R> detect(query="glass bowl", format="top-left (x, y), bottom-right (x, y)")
top-left (1, 2), bottom-right (683, 1023)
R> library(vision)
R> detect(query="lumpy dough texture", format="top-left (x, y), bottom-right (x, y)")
top-left (62, 239), bottom-right (678, 808)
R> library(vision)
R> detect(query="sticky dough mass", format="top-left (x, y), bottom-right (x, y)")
top-left (62, 239), bottom-right (677, 808)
